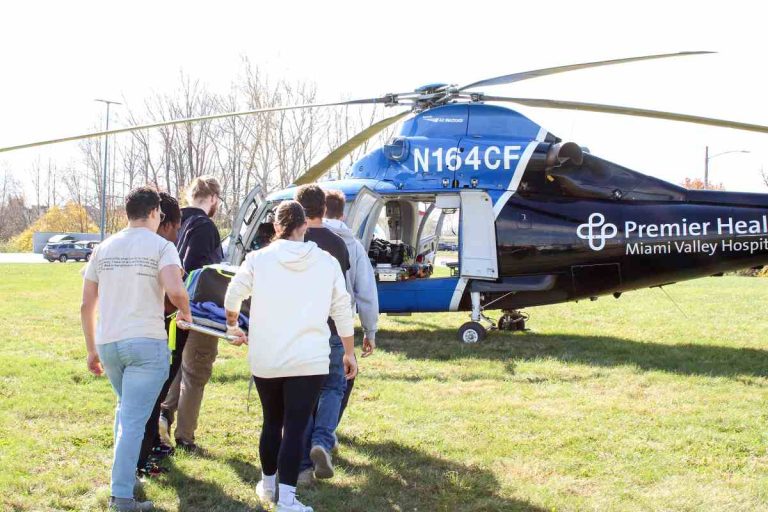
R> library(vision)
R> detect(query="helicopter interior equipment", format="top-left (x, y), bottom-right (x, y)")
top-left (3, 51), bottom-right (768, 343)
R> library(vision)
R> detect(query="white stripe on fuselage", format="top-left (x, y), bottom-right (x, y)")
top-left (449, 277), bottom-right (469, 312)
top-left (492, 127), bottom-right (548, 219)
top-left (449, 127), bottom-right (548, 312)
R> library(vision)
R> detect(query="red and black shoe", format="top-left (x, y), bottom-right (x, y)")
top-left (137, 461), bottom-right (169, 479)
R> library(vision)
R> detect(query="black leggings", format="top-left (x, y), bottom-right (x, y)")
top-left (253, 374), bottom-right (326, 486)
top-left (138, 327), bottom-right (189, 468)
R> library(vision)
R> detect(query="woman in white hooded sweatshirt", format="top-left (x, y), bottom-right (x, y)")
top-left (224, 200), bottom-right (357, 512)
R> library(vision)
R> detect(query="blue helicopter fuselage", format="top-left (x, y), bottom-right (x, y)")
top-left (253, 103), bottom-right (768, 320)
top-left (347, 103), bottom-right (548, 193)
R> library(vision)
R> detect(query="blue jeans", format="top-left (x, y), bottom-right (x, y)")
top-left (300, 335), bottom-right (346, 471)
top-left (98, 338), bottom-right (170, 498)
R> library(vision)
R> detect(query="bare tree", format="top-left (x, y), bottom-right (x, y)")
top-left (62, 165), bottom-right (89, 213)
top-left (0, 168), bottom-right (34, 240)
top-left (79, 133), bottom-right (104, 215)
top-left (46, 159), bottom-right (58, 208)
top-left (56, 62), bottom-right (401, 235)
top-left (29, 157), bottom-right (43, 216)
top-left (324, 104), bottom-right (397, 181)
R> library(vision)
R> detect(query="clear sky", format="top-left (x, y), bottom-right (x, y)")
top-left (1, 0), bottom-right (767, 197)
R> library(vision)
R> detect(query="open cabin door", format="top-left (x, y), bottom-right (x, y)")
top-left (459, 190), bottom-right (499, 280)
top-left (228, 185), bottom-right (264, 265)
top-left (346, 186), bottom-right (383, 250)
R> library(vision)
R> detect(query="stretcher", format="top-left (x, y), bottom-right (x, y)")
top-left (176, 320), bottom-right (241, 343)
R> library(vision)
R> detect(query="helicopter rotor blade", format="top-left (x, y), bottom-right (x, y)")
top-left (293, 110), bottom-right (411, 186)
top-left (482, 95), bottom-right (768, 134)
top-left (459, 51), bottom-right (714, 91)
top-left (0, 97), bottom-right (400, 154)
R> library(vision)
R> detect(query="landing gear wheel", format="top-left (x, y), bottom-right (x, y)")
top-left (498, 312), bottom-right (527, 332)
top-left (458, 322), bottom-right (487, 344)
top-left (58, 255), bottom-right (68, 263)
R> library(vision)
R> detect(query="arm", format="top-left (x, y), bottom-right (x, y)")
top-left (353, 241), bottom-right (379, 356)
top-left (329, 263), bottom-right (357, 379)
top-left (80, 279), bottom-right (102, 376)
top-left (223, 257), bottom-right (255, 346)
top-left (159, 265), bottom-right (192, 326)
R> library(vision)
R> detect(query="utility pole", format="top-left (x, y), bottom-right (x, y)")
top-left (704, 145), bottom-right (709, 189)
top-left (704, 146), bottom-right (750, 190)
top-left (95, 99), bottom-right (121, 240)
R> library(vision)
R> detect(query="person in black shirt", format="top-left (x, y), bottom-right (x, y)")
top-left (137, 192), bottom-right (182, 476)
top-left (295, 185), bottom-right (352, 484)
top-left (160, 176), bottom-right (223, 454)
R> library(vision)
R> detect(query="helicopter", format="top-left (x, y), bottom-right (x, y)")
top-left (3, 51), bottom-right (767, 343)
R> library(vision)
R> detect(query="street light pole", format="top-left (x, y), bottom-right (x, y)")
top-left (704, 145), bottom-right (709, 189)
top-left (704, 145), bottom-right (750, 189)
top-left (95, 99), bottom-right (121, 241)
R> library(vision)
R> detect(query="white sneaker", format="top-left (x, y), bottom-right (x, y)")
top-left (158, 416), bottom-right (172, 447)
top-left (255, 480), bottom-right (277, 503)
top-left (309, 445), bottom-right (334, 479)
top-left (332, 437), bottom-right (340, 454)
top-left (277, 498), bottom-right (313, 512)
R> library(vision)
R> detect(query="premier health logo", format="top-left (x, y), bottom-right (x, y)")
top-left (577, 213), bottom-right (618, 251)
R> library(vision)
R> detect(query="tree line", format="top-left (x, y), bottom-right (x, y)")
top-left (1, 58), bottom-right (393, 247)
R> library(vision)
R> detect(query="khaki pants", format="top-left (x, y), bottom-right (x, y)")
top-left (161, 330), bottom-right (218, 443)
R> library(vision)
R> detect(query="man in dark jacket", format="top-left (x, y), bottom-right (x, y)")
top-left (295, 185), bottom-right (352, 484)
top-left (160, 176), bottom-right (223, 453)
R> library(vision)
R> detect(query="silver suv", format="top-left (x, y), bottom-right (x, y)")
top-left (43, 242), bottom-right (92, 263)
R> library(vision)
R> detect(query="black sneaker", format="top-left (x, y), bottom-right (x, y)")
top-left (175, 439), bottom-right (201, 455)
top-left (151, 443), bottom-right (175, 460)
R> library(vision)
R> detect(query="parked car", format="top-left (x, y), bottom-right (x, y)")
top-left (43, 242), bottom-right (92, 263)
top-left (438, 241), bottom-right (459, 251)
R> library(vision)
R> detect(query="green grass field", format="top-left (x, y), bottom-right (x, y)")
top-left (1, 264), bottom-right (767, 511)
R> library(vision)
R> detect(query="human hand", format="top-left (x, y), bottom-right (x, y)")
top-left (226, 324), bottom-right (248, 346)
top-left (87, 351), bottom-right (103, 376)
top-left (362, 336), bottom-right (376, 358)
top-left (176, 310), bottom-right (193, 329)
top-left (343, 352), bottom-right (358, 380)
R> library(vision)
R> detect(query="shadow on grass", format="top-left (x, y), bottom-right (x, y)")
top-left (225, 442), bottom-right (543, 511)
top-left (300, 435), bottom-right (546, 512)
top-left (377, 328), bottom-right (768, 378)
top-left (162, 458), bottom-right (265, 512)
top-left (227, 455), bottom-right (262, 485)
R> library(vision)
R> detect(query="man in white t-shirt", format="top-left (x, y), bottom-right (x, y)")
top-left (81, 186), bottom-right (192, 512)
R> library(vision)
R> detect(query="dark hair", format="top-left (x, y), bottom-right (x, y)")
top-left (159, 192), bottom-right (181, 228)
top-left (254, 222), bottom-right (276, 248)
top-left (295, 184), bottom-right (325, 219)
top-left (325, 189), bottom-right (345, 219)
top-left (125, 186), bottom-right (160, 220)
top-left (274, 201), bottom-right (306, 240)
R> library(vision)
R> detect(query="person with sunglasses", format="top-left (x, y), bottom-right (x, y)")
top-left (81, 186), bottom-right (192, 511)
